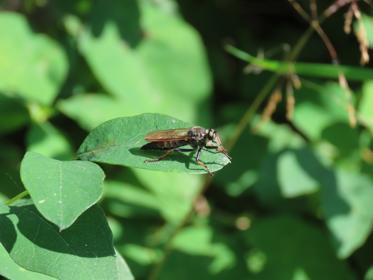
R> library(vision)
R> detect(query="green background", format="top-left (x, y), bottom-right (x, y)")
top-left (0, 0), bottom-right (372, 279)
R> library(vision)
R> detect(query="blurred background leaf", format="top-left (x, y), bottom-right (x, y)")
top-left (0, 12), bottom-right (67, 105)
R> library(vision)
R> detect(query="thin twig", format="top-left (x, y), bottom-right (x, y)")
top-left (288, 0), bottom-right (310, 21)
top-left (310, 0), bottom-right (318, 19)
top-left (5, 190), bottom-right (29, 206)
top-left (290, 0), bottom-right (357, 126)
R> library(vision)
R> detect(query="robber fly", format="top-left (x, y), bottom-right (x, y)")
top-left (141, 126), bottom-right (231, 175)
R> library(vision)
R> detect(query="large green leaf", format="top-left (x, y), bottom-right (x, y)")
top-left (320, 170), bottom-right (373, 258)
top-left (77, 114), bottom-right (231, 174)
top-left (0, 201), bottom-right (133, 280)
top-left (77, 0), bottom-right (211, 124)
top-left (0, 12), bottom-right (67, 105)
top-left (245, 215), bottom-right (354, 279)
top-left (0, 243), bottom-right (56, 280)
top-left (20, 152), bottom-right (105, 230)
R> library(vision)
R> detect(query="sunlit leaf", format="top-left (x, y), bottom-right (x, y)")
top-left (0, 201), bottom-right (133, 280)
top-left (58, 93), bottom-right (127, 130)
top-left (78, 114), bottom-right (230, 174)
top-left (133, 169), bottom-right (201, 223)
top-left (78, 0), bottom-right (211, 123)
top-left (159, 225), bottom-right (245, 280)
top-left (255, 148), bottom-right (322, 203)
top-left (277, 149), bottom-right (319, 197)
top-left (321, 170), bottom-right (373, 258)
top-left (20, 152), bottom-right (105, 230)
top-left (293, 83), bottom-right (349, 140)
top-left (27, 122), bottom-right (73, 160)
top-left (0, 12), bottom-right (67, 105)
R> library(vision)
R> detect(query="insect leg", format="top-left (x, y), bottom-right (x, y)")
top-left (195, 146), bottom-right (213, 176)
top-left (144, 149), bottom-right (174, 163)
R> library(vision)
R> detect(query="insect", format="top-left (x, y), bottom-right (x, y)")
top-left (141, 126), bottom-right (231, 175)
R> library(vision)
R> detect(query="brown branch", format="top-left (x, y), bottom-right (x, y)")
top-left (323, 0), bottom-right (355, 18)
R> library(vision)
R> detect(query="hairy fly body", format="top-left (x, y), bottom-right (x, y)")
top-left (141, 126), bottom-right (231, 175)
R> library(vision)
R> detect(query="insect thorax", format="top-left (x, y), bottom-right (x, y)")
top-left (188, 126), bottom-right (208, 142)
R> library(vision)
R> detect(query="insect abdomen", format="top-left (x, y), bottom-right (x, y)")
top-left (141, 140), bottom-right (188, 150)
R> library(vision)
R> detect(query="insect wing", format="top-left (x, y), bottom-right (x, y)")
top-left (144, 128), bottom-right (191, 142)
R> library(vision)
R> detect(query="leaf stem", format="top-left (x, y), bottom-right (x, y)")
top-left (5, 190), bottom-right (29, 206)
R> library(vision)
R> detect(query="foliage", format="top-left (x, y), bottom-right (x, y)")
top-left (0, 0), bottom-right (372, 279)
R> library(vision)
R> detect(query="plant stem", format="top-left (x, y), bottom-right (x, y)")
top-left (147, 23), bottom-right (317, 280)
top-left (5, 191), bottom-right (29, 206)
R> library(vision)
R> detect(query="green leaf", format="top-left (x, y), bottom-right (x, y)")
top-left (104, 178), bottom-right (162, 219)
top-left (105, 168), bottom-right (202, 223)
top-left (20, 152), bottom-right (105, 230)
top-left (0, 12), bottom-right (67, 105)
top-left (27, 122), bottom-right (73, 160)
top-left (256, 120), bottom-right (305, 152)
top-left (133, 169), bottom-right (201, 223)
top-left (58, 94), bottom-right (127, 130)
top-left (320, 170), bottom-right (373, 258)
top-left (255, 148), bottom-right (323, 204)
top-left (245, 215), bottom-right (354, 279)
top-left (0, 201), bottom-right (133, 280)
top-left (359, 81), bottom-right (373, 132)
top-left (215, 121), bottom-right (305, 197)
top-left (159, 225), bottom-right (245, 280)
top-left (293, 82), bottom-right (350, 140)
top-left (277, 149), bottom-right (319, 197)
top-left (105, 169), bottom-right (202, 224)
top-left (0, 242), bottom-right (56, 280)
top-left (77, 114), bottom-right (230, 174)
top-left (78, 0), bottom-right (211, 123)
top-left (214, 126), bottom-right (267, 196)
top-left (366, 267), bottom-right (373, 280)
